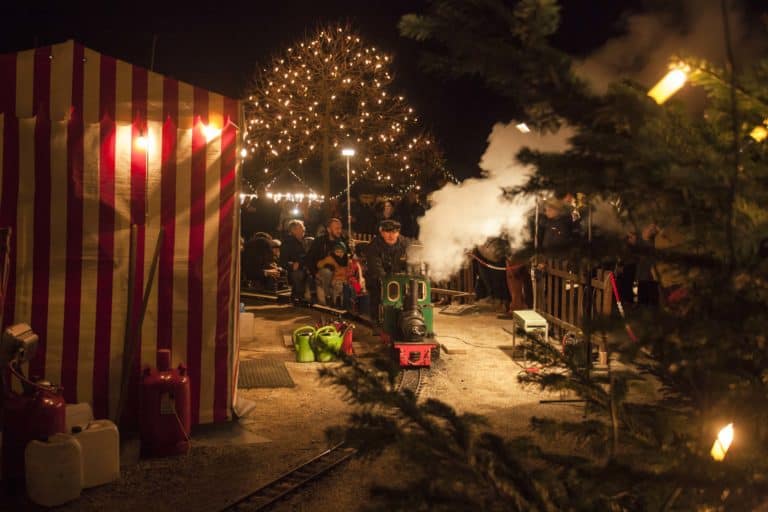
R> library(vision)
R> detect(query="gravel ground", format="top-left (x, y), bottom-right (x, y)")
top-left (3, 301), bottom-right (583, 511)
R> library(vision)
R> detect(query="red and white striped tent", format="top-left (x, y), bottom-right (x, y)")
top-left (0, 40), bottom-right (241, 425)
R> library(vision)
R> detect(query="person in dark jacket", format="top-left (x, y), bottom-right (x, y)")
top-left (305, 218), bottom-right (348, 305)
top-left (242, 232), bottom-right (282, 291)
top-left (397, 190), bottom-right (426, 239)
top-left (280, 220), bottom-right (310, 302)
top-left (364, 219), bottom-right (409, 324)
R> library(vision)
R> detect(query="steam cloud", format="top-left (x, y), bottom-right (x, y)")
top-left (417, 124), bottom-right (571, 281)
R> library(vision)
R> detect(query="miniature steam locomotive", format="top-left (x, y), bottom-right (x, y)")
top-left (379, 273), bottom-right (439, 367)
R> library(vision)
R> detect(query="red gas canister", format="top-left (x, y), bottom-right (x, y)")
top-left (139, 349), bottom-right (191, 457)
top-left (1, 378), bottom-right (66, 485)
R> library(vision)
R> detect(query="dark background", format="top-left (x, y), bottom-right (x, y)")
top-left (1, 1), bottom-right (764, 179)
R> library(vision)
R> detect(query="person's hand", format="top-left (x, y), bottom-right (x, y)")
top-left (265, 268), bottom-right (280, 278)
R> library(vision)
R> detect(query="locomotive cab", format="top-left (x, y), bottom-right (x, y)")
top-left (380, 274), bottom-right (439, 367)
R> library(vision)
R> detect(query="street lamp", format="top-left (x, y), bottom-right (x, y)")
top-left (341, 147), bottom-right (355, 243)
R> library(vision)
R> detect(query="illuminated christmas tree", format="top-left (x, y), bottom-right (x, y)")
top-left (242, 24), bottom-right (444, 199)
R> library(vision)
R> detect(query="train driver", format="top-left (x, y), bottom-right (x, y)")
top-left (364, 219), bottom-right (409, 327)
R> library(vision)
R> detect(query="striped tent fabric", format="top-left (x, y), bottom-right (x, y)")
top-left (0, 40), bottom-right (241, 425)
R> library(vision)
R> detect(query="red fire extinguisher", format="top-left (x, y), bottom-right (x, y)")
top-left (139, 349), bottom-right (191, 457)
top-left (1, 364), bottom-right (66, 485)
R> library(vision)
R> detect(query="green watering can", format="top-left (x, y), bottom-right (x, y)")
top-left (313, 325), bottom-right (343, 362)
top-left (293, 326), bottom-right (316, 363)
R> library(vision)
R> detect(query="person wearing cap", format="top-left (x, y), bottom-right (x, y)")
top-left (315, 240), bottom-right (349, 308)
top-left (306, 217), bottom-right (348, 305)
top-left (364, 219), bottom-right (409, 324)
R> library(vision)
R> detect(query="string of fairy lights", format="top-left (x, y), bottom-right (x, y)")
top-left (241, 24), bottom-right (444, 190)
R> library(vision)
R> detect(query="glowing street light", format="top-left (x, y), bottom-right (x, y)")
top-left (710, 423), bottom-right (734, 461)
top-left (341, 147), bottom-right (355, 243)
top-left (648, 67), bottom-right (689, 105)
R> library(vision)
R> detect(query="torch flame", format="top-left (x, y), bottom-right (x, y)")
top-left (710, 423), bottom-right (734, 461)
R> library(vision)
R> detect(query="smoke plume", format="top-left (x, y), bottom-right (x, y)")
top-left (417, 124), bottom-right (571, 281)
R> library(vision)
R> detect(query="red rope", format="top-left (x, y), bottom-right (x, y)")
top-left (608, 272), bottom-right (638, 342)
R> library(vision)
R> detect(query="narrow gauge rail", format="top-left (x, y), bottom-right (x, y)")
top-left (218, 368), bottom-right (425, 512)
top-left (219, 442), bottom-right (357, 511)
top-left (226, 290), bottom-right (427, 511)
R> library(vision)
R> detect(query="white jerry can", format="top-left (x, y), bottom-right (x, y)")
top-left (65, 402), bottom-right (94, 432)
top-left (73, 420), bottom-right (121, 488)
top-left (25, 433), bottom-right (82, 507)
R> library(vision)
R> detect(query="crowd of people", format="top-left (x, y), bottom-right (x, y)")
top-left (240, 188), bottom-right (423, 322)
top-left (241, 188), bottom-right (661, 324)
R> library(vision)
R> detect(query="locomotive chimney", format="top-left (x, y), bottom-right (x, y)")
top-left (406, 278), bottom-right (418, 312)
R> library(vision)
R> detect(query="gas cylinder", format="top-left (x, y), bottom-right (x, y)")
top-left (139, 349), bottom-right (191, 457)
top-left (1, 377), bottom-right (66, 485)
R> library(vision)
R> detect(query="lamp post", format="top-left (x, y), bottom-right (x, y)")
top-left (341, 148), bottom-right (355, 244)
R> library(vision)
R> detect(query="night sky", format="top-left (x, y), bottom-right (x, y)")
top-left (2, 1), bottom-right (762, 179)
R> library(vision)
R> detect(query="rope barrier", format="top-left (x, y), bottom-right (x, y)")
top-left (466, 251), bottom-right (509, 271)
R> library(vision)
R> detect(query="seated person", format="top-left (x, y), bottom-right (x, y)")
top-left (280, 220), bottom-right (310, 303)
top-left (306, 218), bottom-right (348, 305)
top-left (242, 232), bottom-right (284, 291)
top-left (315, 241), bottom-right (349, 308)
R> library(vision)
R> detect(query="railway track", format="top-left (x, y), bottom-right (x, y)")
top-left (218, 369), bottom-right (425, 512)
top-left (223, 291), bottom-right (428, 511)
top-left (219, 442), bottom-right (357, 511)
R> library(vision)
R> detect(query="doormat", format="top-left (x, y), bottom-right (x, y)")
top-left (238, 359), bottom-right (295, 389)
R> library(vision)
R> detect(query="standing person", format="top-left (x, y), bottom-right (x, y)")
top-left (377, 199), bottom-right (397, 224)
top-left (305, 218), bottom-right (348, 305)
top-left (280, 220), bottom-right (310, 304)
top-left (397, 190), bottom-right (426, 239)
top-left (474, 237), bottom-right (512, 313)
top-left (364, 219), bottom-right (409, 326)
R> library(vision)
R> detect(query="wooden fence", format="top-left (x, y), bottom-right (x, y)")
top-left (533, 259), bottom-right (613, 363)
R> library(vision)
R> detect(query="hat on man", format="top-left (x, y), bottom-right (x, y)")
top-left (269, 238), bottom-right (282, 248)
top-left (333, 240), bottom-right (347, 252)
top-left (379, 219), bottom-right (401, 232)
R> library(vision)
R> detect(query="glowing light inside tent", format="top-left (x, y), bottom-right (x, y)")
top-left (203, 124), bottom-right (221, 142)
